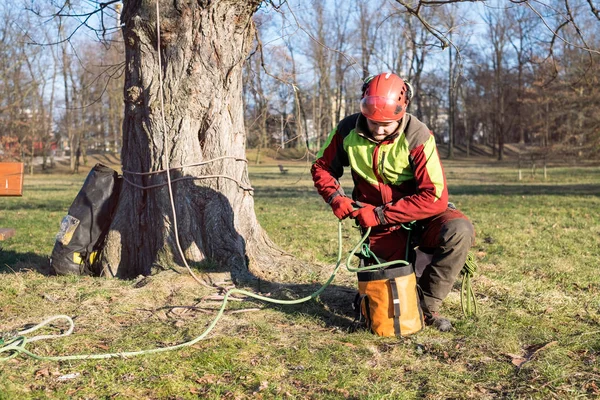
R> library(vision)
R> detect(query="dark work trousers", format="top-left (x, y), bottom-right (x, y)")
top-left (365, 207), bottom-right (475, 314)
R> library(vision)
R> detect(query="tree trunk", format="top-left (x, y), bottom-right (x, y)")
top-left (60, 37), bottom-right (73, 171)
top-left (461, 86), bottom-right (470, 158)
top-left (447, 43), bottom-right (454, 159)
top-left (102, 0), bottom-right (286, 283)
top-left (497, 94), bottom-right (504, 161)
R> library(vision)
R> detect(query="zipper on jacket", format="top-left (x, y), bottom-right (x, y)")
top-left (372, 144), bottom-right (383, 182)
top-left (372, 145), bottom-right (393, 204)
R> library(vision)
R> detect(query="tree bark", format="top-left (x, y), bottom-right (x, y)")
top-left (102, 0), bottom-right (287, 283)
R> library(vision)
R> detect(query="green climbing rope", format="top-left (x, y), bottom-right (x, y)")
top-left (460, 251), bottom-right (478, 317)
top-left (0, 223), bottom-right (408, 362)
top-left (1, 223), bottom-right (477, 362)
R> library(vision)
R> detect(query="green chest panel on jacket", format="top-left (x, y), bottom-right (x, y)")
top-left (343, 131), bottom-right (414, 185)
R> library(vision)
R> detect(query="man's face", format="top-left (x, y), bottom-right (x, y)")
top-left (366, 119), bottom-right (400, 142)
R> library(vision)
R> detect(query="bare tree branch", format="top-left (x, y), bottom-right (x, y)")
top-left (521, 0), bottom-right (600, 55)
top-left (419, 0), bottom-right (482, 4)
top-left (587, 0), bottom-right (600, 20)
top-left (25, 0), bottom-right (121, 47)
top-left (279, 2), bottom-right (363, 79)
top-left (394, 0), bottom-right (455, 49)
top-left (395, 0), bottom-right (600, 55)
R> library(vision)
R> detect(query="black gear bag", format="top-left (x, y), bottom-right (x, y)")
top-left (50, 163), bottom-right (122, 275)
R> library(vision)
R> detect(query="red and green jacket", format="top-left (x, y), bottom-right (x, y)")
top-left (311, 113), bottom-right (448, 224)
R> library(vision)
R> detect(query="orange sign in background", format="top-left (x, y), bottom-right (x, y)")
top-left (0, 162), bottom-right (24, 196)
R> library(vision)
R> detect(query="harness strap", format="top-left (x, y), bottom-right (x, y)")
top-left (389, 278), bottom-right (402, 336)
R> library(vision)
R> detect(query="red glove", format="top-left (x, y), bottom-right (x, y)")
top-left (350, 203), bottom-right (381, 227)
top-left (330, 195), bottom-right (354, 220)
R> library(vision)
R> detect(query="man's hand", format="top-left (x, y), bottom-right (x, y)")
top-left (330, 195), bottom-right (355, 220)
top-left (350, 203), bottom-right (381, 227)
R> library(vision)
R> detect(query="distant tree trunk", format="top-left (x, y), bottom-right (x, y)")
top-left (497, 90), bottom-right (505, 160)
top-left (285, 42), bottom-right (308, 150)
top-left (358, 1), bottom-right (375, 79)
top-left (102, 0), bottom-right (285, 282)
top-left (60, 35), bottom-right (74, 171)
top-left (29, 132), bottom-right (34, 175)
top-left (544, 101), bottom-right (550, 147)
top-left (447, 42), bottom-right (454, 159)
top-left (46, 36), bottom-right (59, 169)
top-left (460, 85), bottom-right (470, 158)
top-left (245, 56), bottom-right (267, 164)
top-left (405, 12), bottom-right (430, 121)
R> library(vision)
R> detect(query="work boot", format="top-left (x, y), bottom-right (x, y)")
top-left (424, 312), bottom-right (452, 332)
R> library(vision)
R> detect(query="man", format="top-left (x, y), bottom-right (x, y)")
top-left (311, 72), bottom-right (475, 332)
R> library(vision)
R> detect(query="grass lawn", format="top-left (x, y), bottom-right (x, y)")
top-left (1, 156), bottom-right (599, 399)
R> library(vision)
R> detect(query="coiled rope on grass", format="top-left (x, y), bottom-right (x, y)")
top-left (0, 223), bottom-right (478, 362)
top-left (0, 224), bottom-right (403, 362)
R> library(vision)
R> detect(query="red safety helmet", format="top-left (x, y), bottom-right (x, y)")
top-left (360, 72), bottom-right (411, 122)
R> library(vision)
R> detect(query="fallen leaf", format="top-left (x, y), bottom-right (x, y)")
top-left (510, 356), bottom-right (528, 368)
top-left (196, 374), bottom-right (217, 384)
top-left (35, 368), bottom-right (50, 378)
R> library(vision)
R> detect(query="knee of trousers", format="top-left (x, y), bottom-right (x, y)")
top-left (440, 218), bottom-right (475, 248)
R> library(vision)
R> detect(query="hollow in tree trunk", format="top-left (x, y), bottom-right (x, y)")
top-left (101, 0), bottom-right (287, 283)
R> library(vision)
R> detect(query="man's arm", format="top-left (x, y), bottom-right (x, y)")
top-left (311, 114), bottom-right (358, 203)
top-left (311, 127), bottom-right (348, 203)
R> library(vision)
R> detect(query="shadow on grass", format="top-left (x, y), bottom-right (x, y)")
top-left (0, 248), bottom-right (51, 275)
top-left (248, 173), bottom-right (304, 181)
top-left (252, 183), bottom-right (600, 199)
top-left (183, 259), bottom-right (359, 331)
top-left (0, 200), bottom-right (69, 212)
top-left (450, 183), bottom-right (600, 196)
top-left (252, 280), bottom-right (359, 331)
top-left (23, 187), bottom-right (78, 192)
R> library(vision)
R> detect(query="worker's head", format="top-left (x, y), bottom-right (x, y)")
top-left (360, 72), bottom-right (412, 123)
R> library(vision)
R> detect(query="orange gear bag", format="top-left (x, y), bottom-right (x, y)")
top-left (356, 264), bottom-right (424, 337)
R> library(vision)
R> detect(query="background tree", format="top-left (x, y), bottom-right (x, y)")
top-left (484, 6), bottom-right (510, 160)
top-left (99, 0), bottom-right (290, 281)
